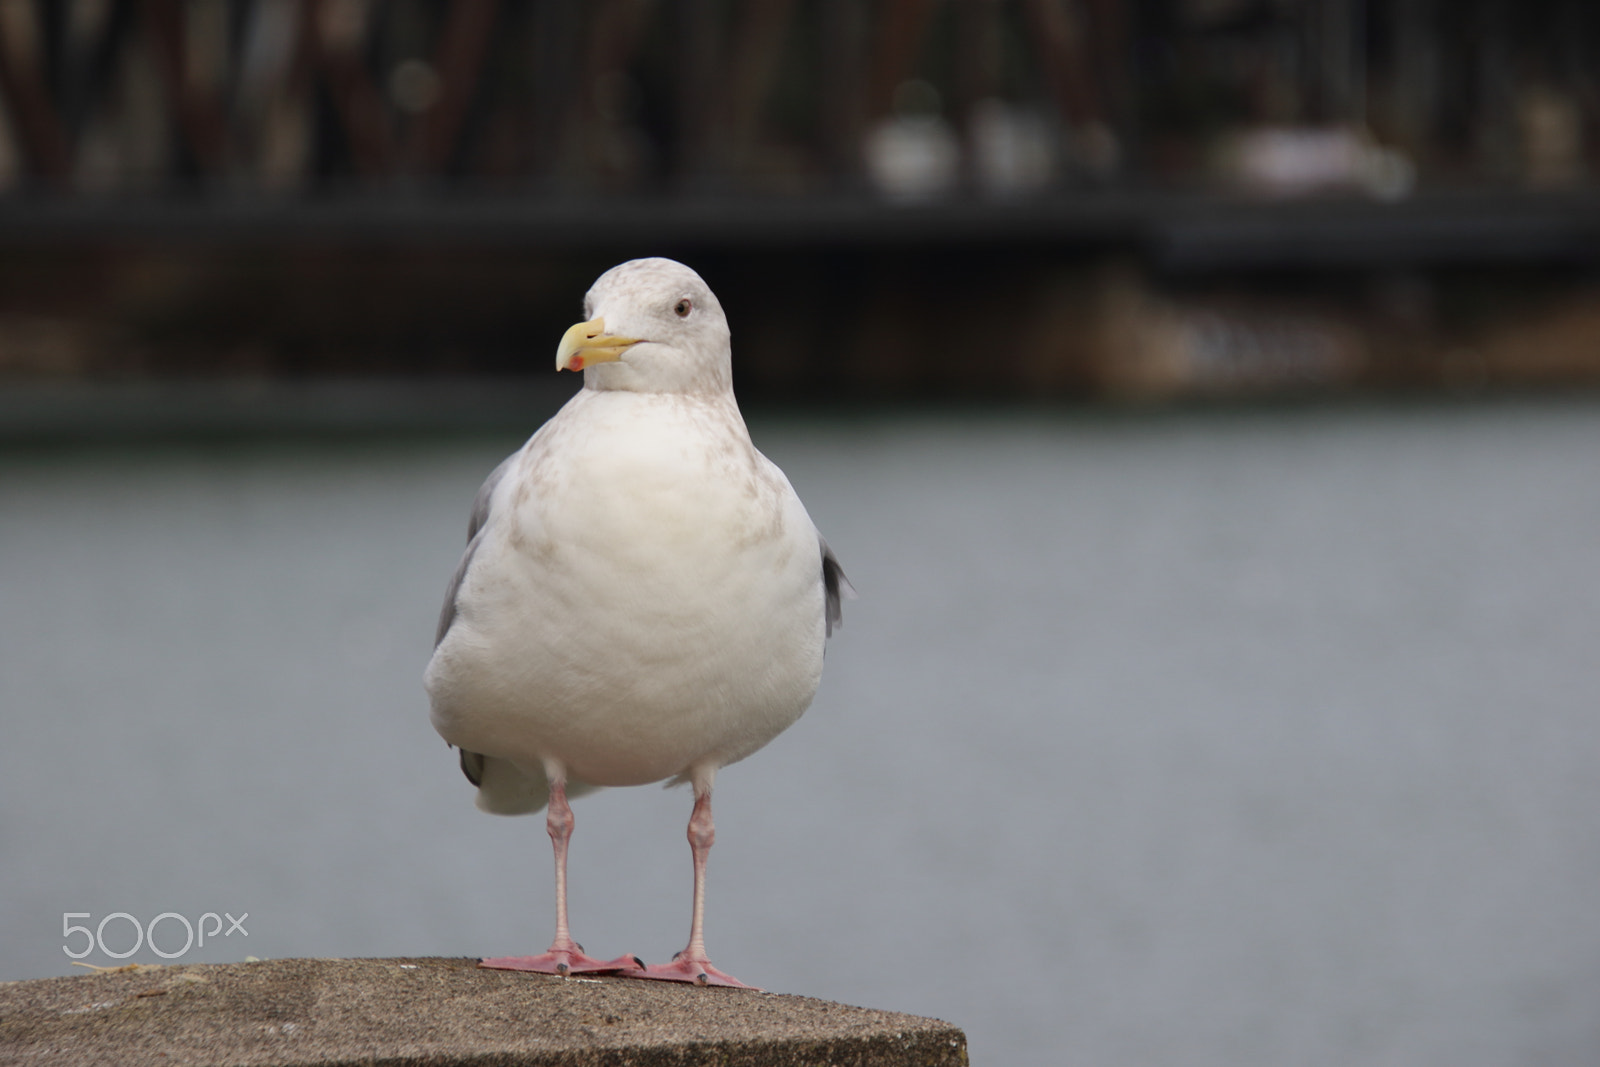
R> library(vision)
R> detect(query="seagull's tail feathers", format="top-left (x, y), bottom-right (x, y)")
top-left (458, 749), bottom-right (598, 815)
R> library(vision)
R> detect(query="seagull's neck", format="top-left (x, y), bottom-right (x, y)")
top-left (583, 349), bottom-right (734, 396)
top-left (568, 385), bottom-right (750, 437)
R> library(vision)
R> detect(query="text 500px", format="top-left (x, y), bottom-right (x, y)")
top-left (62, 911), bottom-right (248, 960)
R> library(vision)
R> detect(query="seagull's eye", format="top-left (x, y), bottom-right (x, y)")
top-left (674, 299), bottom-right (692, 318)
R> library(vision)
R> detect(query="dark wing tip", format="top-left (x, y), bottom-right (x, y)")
top-left (459, 748), bottom-right (486, 788)
top-left (821, 536), bottom-right (855, 638)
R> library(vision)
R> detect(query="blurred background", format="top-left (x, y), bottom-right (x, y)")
top-left (1, 2), bottom-right (1598, 1066)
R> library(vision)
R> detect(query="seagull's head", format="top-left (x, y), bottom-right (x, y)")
top-left (556, 258), bottom-right (732, 395)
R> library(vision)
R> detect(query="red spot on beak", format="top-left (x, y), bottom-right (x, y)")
top-left (568, 356), bottom-right (584, 371)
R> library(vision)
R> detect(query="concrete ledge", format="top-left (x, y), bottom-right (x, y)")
top-left (0, 957), bottom-right (968, 1067)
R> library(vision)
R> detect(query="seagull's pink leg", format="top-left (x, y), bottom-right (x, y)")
top-left (623, 783), bottom-right (758, 989)
top-left (481, 778), bottom-right (640, 976)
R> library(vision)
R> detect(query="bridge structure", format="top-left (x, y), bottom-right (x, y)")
top-left (0, 0), bottom-right (1595, 398)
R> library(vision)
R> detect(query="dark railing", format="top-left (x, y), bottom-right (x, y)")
top-left (1, 1), bottom-right (1598, 400)
top-left (0, 0), bottom-right (1592, 203)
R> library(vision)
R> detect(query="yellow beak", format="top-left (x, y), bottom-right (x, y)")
top-left (556, 317), bottom-right (641, 372)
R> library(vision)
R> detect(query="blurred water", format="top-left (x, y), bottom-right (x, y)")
top-left (2, 400), bottom-right (1598, 1067)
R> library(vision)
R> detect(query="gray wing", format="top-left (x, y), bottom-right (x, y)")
top-left (821, 536), bottom-right (854, 637)
top-left (434, 454), bottom-right (514, 648)
top-left (439, 456), bottom-right (517, 795)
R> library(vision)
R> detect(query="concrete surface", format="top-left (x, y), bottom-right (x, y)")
top-left (0, 956), bottom-right (969, 1066)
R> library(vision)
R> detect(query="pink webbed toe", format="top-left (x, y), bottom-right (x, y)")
top-left (481, 946), bottom-right (643, 976)
top-left (620, 953), bottom-right (759, 990)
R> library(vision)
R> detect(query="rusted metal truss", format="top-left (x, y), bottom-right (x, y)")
top-left (0, 0), bottom-right (1592, 203)
top-left (0, 0), bottom-right (1122, 194)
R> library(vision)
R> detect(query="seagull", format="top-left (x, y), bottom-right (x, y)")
top-left (425, 258), bottom-right (851, 989)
